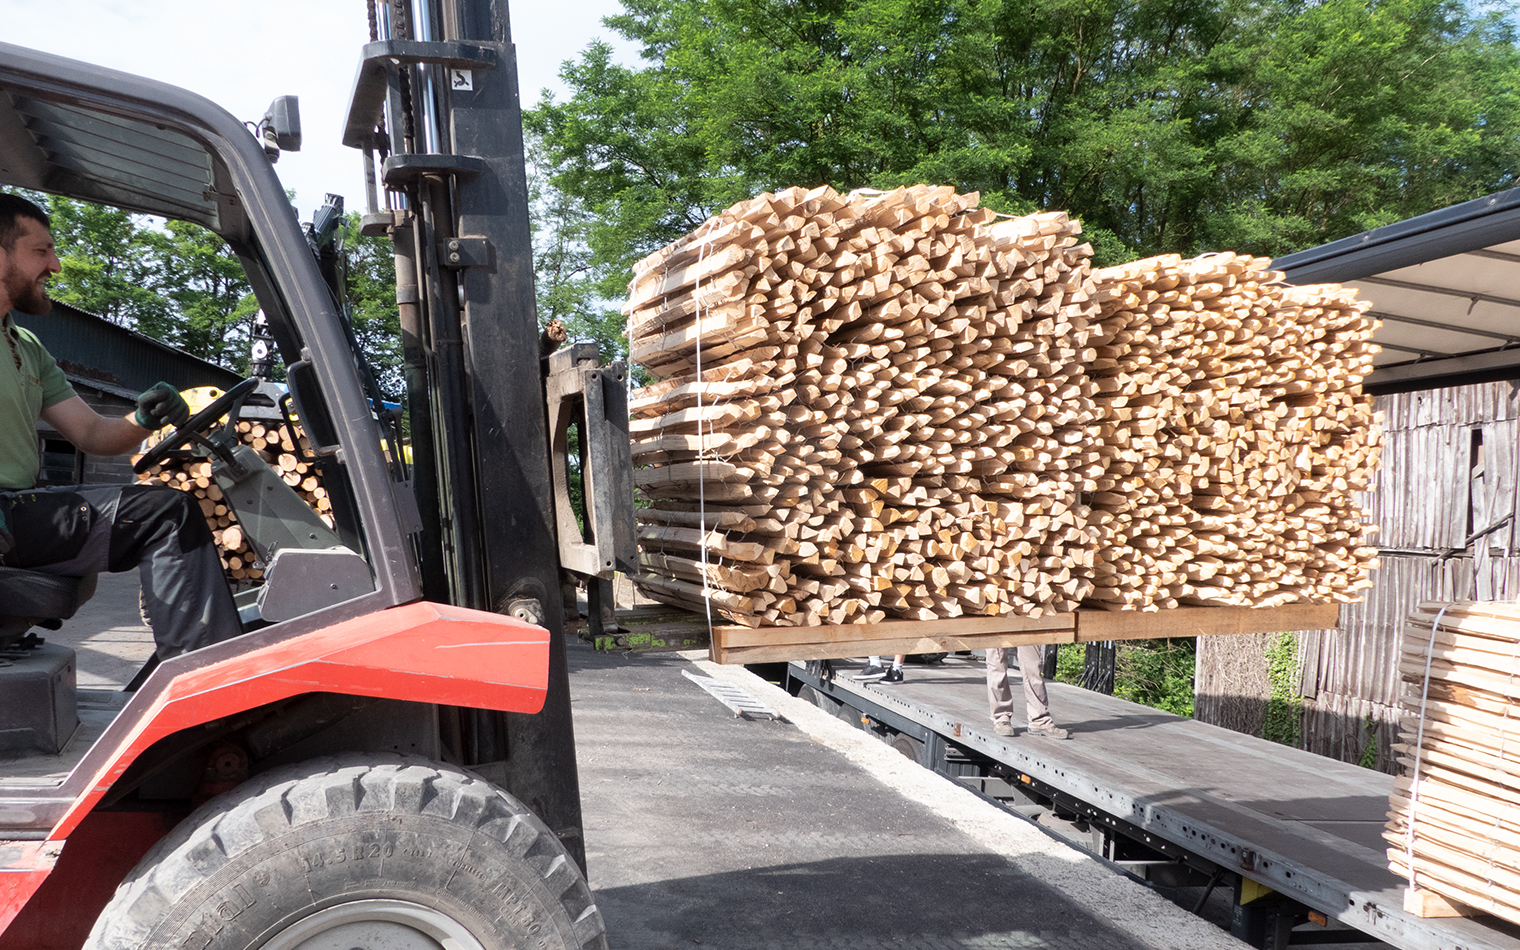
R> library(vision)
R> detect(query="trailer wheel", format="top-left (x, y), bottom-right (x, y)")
top-left (83, 755), bottom-right (606, 950)
top-left (834, 702), bottom-right (864, 728)
top-left (890, 734), bottom-right (924, 763)
top-left (796, 685), bottom-right (839, 714)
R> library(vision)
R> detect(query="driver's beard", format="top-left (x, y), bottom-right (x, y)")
top-left (1, 261), bottom-right (50, 316)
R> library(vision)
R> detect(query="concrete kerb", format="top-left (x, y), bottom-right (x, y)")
top-left (683, 651), bottom-right (1250, 950)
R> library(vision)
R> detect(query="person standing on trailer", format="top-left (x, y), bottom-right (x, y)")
top-left (853, 653), bottom-right (906, 683)
top-left (987, 645), bottom-right (1069, 739)
top-left (0, 193), bottom-right (242, 659)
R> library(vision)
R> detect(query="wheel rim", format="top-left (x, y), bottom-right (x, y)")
top-left (260, 898), bottom-right (489, 950)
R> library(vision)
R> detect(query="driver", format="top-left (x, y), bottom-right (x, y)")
top-left (0, 193), bottom-right (241, 660)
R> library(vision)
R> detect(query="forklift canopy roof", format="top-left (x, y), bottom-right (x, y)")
top-left (1274, 188), bottom-right (1520, 393)
top-left (0, 43), bottom-right (241, 237)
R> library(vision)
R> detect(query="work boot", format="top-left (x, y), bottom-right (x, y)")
top-left (993, 720), bottom-right (1016, 737)
top-left (1026, 724), bottom-right (1070, 740)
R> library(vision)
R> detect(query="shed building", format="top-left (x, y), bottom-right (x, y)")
top-left (12, 301), bottom-right (241, 486)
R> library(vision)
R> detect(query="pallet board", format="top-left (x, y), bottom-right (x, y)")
top-left (708, 601), bottom-right (1340, 664)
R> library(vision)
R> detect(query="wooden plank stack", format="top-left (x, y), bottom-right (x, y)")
top-left (626, 185), bottom-right (1382, 629)
top-left (1385, 601), bottom-right (1520, 926)
top-left (627, 184), bottom-right (1104, 626)
top-left (133, 419), bottom-right (332, 586)
top-left (1084, 253), bottom-right (1381, 610)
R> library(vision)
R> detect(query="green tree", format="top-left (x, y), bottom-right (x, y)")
top-left (42, 196), bottom-right (168, 331)
top-left (141, 220), bottom-right (259, 370)
top-left (1201, 0), bottom-right (1520, 254)
top-left (529, 0), bottom-right (1520, 288)
top-left (526, 125), bottom-right (629, 362)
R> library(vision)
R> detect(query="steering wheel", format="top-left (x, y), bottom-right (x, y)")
top-left (133, 377), bottom-right (261, 474)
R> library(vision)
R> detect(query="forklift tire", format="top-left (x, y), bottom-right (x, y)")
top-left (83, 754), bottom-right (607, 950)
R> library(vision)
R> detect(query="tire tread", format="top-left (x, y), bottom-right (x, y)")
top-left (83, 754), bottom-right (606, 950)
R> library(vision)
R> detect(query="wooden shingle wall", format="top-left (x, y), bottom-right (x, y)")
top-left (1288, 381), bottom-right (1520, 771)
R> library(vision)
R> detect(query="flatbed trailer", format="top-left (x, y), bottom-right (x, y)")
top-left (784, 654), bottom-right (1520, 950)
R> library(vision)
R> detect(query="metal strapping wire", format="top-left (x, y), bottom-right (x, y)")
top-left (693, 217), bottom-right (721, 634)
top-left (1404, 602), bottom-right (1452, 893)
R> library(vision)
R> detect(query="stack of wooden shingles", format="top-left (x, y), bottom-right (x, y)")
top-left (134, 419), bottom-right (333, 586)
top-left (628, 184), bottom-right (1103, 626)
top-left (1083, 254), bottom-right (1381, 609)
top-left (1386, 601), bottom-right (1520, 926)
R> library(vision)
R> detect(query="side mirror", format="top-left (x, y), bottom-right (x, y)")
top-left (256, 95), bottom-right (302, 162)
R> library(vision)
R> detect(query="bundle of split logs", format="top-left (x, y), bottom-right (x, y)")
top-left (132, 420), bottom-right (332, 585)
top-left (626, 184), bottom-right (1381, 627)
top-left (1084, 253), bottom-right (1380, 609)
top-left (1386, 601), bottom-right (1520, 926)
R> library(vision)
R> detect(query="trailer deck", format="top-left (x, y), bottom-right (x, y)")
top-left (787, 654), bottom-right (1520, 950)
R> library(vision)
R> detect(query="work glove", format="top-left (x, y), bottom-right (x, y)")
top-left (135, 382), bottom-right (191, 431)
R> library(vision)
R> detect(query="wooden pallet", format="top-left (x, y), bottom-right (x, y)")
top-left (699, 601), bottom-right (1340, 664)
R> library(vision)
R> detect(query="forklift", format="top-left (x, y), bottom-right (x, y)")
top-left (0, 0), bottom-right (634, 945)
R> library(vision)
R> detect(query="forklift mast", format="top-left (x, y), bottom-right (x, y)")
top-left (341, 0), bottom-right (636, 867)
top-left (0, 1), bottom-right (633, 944)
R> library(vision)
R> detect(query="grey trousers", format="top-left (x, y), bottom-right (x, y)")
top-left (3, 483), bottom-right (242, 659)
top-left (986, 645), bottom-right (1054, 729)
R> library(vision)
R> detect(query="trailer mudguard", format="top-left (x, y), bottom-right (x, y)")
top-left (49, 600), bottom-right (549, 842)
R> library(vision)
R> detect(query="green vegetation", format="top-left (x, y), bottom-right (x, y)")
top-left (527, 0), bottom-right (1520, 360)
top-left (1358, 715), bottom-right (1382, 770)
top-left (1115, 641), bottom-right (1197, 718)
top-left (30, 194), bottom-right (401, 397)
top-left (1054, 643), bottom-right (1087, 685)
top-left (1263, 631), bottom-right (1303, 747)
top-left (1053, 640), bottom-right (1197, 717)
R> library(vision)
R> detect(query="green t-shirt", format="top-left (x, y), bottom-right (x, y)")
top-left (1, 313), bottom-right (77, 490)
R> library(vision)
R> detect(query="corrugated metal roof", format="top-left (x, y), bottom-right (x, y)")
top-left (14, 301), bottom-right (242, 395)
top-left (1275, 188), bottom-right (1520, 392)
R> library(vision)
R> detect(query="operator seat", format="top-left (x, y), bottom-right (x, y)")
top-left (0, 567), bottom-right (91, 757)
top-left (0, 567), bottom-right (97, 649)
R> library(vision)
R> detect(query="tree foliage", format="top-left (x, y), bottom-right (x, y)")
top-left (528, 0), bottom-right (1520, 339)
top-left (338, 212), bottom-right (405, 401)
top-left (140, 219), bottom-right (260, 370)
top-left (33, 197), bottom-right (403, 393)
top-left (44, 198), bottom-right (166, 331)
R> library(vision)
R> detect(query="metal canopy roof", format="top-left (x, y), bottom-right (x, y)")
top-left (0, 42), bottom-right (243, 236)
top-left (1275, 188), bottom-right (1520, 393)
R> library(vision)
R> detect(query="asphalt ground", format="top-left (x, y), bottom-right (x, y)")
top-left (51, 574), bottom-right (1246, 950)
top-left (571, 641), bottom-right (1245, 950)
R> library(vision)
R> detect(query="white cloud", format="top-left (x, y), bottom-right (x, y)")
top-left (4, 0), bottom-right (636, 223)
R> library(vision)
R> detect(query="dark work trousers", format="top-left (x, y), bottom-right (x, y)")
top-left (1, 483), bottom-right (242, 659)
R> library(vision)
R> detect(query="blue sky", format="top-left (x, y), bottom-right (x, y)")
top-left (3, 0), bottom-right (635, 222)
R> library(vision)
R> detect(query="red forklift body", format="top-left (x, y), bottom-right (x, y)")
top-left (0, 601), bottom-right (548, 935)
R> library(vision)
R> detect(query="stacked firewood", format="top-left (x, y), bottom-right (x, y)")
top-left (133, 420), bottom-right (332, 586)
top-left (1083, 253), bottom-right (1381, 609)
top-left (628, 184), bottom-right (1104, 626)
top-left (626, 186), bottom-right (1381, 627)
top-left (1386, 602), bottom-right (1520, 926)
